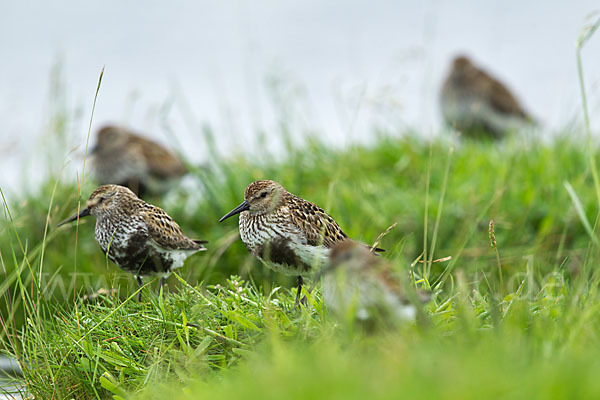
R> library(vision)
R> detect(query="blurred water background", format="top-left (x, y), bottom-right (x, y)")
top-left (0, 0), bottom-right (599, 195)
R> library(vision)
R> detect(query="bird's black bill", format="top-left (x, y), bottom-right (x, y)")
top-left (57, 207), bottom-right (91, 227)
top-left (219, 200), bottom-right (250, 222)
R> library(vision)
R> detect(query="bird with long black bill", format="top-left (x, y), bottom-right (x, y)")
top-left (58, 184), bottom-right (207, 301)
top-left (219, 180), bottom-right (383, 307)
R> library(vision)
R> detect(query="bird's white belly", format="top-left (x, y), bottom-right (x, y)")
top-left (442, 95), bottom-right (528, 134)
top-left (262, 236), bottom-right (330, 277)
top-left (239, 213), bottom-right (329, 277)
top-left (92, 153), bottom-right (146, 184)
top-left (148, 242), bottom-right (198, 275)
top-left (322, 273), bottom-right (416, 323)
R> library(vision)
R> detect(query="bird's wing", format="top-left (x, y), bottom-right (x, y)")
top-left (371, 261), bottom-right (405, 297)
top-left (136, 137), bottom-right (187, 178)
top-left (475, 69), bottom-right (528, 118)
top-left (367, 258), bottom-right (430, 305)
top-left (142, 205), bottom-right (205, 251)
top-left (287, 196), bottom-right (348, 248)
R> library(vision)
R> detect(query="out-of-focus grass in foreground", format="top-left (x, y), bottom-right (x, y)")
top-left (4, 128), bottom-right (600, 398)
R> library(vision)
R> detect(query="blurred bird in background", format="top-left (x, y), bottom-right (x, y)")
top-left (440, 55), bottom-right (535, 139)
top-left (90, 125), bottom-right (188, 197)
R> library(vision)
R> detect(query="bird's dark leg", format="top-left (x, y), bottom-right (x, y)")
top-left (136, 275), bottom-right (143, 302)
top-left (295, 276), bottom-right (307, 307)
top-left (157, 276), bottom-right (167, 296)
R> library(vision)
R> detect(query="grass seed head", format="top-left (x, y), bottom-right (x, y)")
top-left (489, 219), bottom-right (497, 248)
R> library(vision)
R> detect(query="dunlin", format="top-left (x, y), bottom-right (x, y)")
top-left (218, 180), bottom-right (382, 306)
top-left (58, 185), bottom-right (207, 301)
top-left (321, 240), bottom-right (428, 327)
top-left (440, 55), bottom-right (533, 139)
top-left (90, 125), bottom-right (187, 197)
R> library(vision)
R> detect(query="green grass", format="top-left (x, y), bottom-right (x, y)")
top-left (3, 16), bottom-right (600, 395)
top-left (3, 129), bottom-right (600, 398)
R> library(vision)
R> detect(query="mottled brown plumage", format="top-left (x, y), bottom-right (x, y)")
top-left (440, 55), bottom-right (534, 139)
top-left (58, 185), bottom-right (207, 300)
top-left (90, 125), bottom-right (187, 197)
top-left (219, 180), bottom-right (381, 306)
top-left (323, 240), bottom-right (428, 328)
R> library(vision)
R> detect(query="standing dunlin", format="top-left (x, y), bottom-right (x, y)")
top-left (90, 125), bottom-right (188, 197)
top-left (440, 55), bottom-right (534, 139)
top-left (321, 240), bottom-right (428, 328)
top-left (218, 180), bottom-right (382, 306)
top-left (58, 185), bottom-right (207, 301)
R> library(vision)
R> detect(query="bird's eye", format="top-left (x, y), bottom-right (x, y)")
top-left (260, 192), bottom-right (267, 198)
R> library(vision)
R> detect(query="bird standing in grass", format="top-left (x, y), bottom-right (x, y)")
top-left (219, 180), bottom-right (382, 306)
top-left (58, 185), bottom-right (207, 301)
top-left (440, 55), bottom-right (534, 139)
top-left (321, 240), bottom-right (428, 328)
top-left (90, 125), bottom-right (188, 197)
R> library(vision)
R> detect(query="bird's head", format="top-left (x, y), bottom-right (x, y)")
top-left (452, 55), bottom-right (473, 70)
top-left (219, 180), bottom-right (286, 222)
top-left (90, 125), bottom-right (130, 154)
top-left (58, 185), bottom-right (137, 226)
top-left (329, 240), bottom-right (374, 273)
